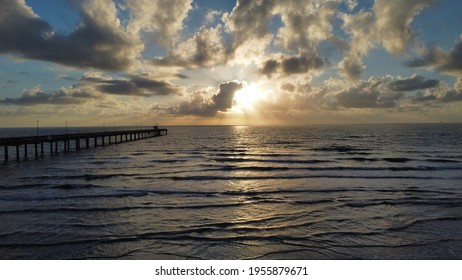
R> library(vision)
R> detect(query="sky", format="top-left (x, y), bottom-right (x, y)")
top-left (0, 0), bottom-right (462, 127)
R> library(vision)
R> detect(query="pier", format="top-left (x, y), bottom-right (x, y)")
top-left (0, 127), bottom-right (167, 161)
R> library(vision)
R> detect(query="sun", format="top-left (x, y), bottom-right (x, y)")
top-left (232, 83), bottom-right (264, 111)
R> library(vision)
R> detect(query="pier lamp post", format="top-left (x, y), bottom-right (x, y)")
top-left (36, 120), bottom-right (39, 136)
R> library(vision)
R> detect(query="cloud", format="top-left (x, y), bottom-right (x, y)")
top-left (221, 0), bottom-right (343, 69)
top-left (411, 78), bottom-right (462, 103)
top-left (439, 38), bottom-right (462, 76)
top-left (327, 75), bottom-right (459, 110)
top-left (205, 9), bottom-right (224, 25)
top-left (406, 48), bottom-right (446, 68)
top-left (0, 0), bottom-right (141, 71)
top-left (374, 0), bottom-right (436, 54)
top-left (281, 83), bottom-right (295, 92)
top-left (169, 81), bottom-right (243, 116)
top-left (1, 72), bottom-right (183, 107)
top-left (274, 1), bottom-right (339, 52)
top-left (406, 35), bottom-right (462, 77)
top-left (339, 0), bottom-right (436, 79)
top-left (124, 0), bottom-right (192, 47)
top-left (80, 74), bottom-right (182, 97)
top-left (260, 53), bottom-right (326, 77)
top-left (260, 60), bottom-right (280, 78)
top-left (174, 73), bottom-right (190, 79)
top-left (0, 86), bottom-right (97, 106)
top-left (439, 90), bottom-right (462, 102)
top-left (226, 0), bottom-right (340, 54)
top-left (212, 81), bottom-right (243, 111)
top-left (160, 0), bottom-right (335, 71)
top-left (338, 54), bottom-right (365, 80)
top-left (388, 74), bottom-right (439, 92)
top-left (332, 76), bottom-right (404, 109)
top-left (281, 53), bottom-right (326, 75)
top-left (151, 25), bottom-right (228, 68)
top-left (167, 90), bottom-right (212, 116)
top-left (225, 0), bottom-right (277, 52)
top-left (338, 10), bottom-right (376, 80)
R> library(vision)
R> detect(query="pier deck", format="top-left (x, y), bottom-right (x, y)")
top-left (0, 128), bottom-right (167, 161)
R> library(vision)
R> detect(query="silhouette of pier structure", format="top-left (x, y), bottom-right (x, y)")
top-left (1, 127), bottom-right (167, 161)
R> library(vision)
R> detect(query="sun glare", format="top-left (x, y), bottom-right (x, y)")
top-left (233, 83), bottom-right (264, 112)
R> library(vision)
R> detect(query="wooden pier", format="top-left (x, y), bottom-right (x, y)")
top-left (0, 128), bottom-right (167, 161)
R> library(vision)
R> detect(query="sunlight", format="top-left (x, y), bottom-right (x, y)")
top-left (232, 82), bottom-right (264, 112)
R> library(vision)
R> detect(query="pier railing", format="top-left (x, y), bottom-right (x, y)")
top-left (1, 128), bottom-right (167, 161)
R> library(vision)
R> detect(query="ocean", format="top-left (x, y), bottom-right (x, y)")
top-left (0, 124), bottom-right (461, 259)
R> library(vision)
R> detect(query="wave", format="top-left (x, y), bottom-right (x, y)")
top-left (20, 173), bottom-right (142, 181)
top-left (426, 159), bottom-right (461, 163)
top-left (387, 216), bottom-right (462, 232)
top-left (150, 159), bottom-right (189, 163)
top-left (207, 148), bottom-right (248, 153)
top-left (0, 191), bottom-right (151, 203)
top-left (0, 183), bottom-right (50, 190)
top-left (313, 145), bottom-right (372, 153)
top-left (309, 217), bottom-right (462, 242)
top-left (171, 174), bottom-right (456, 181)
top-left (292, 199), bottom-right (336, 205)
top-left (211, 156), bottom-right (462, 166)
top-left (1, 199), bottom-right (288, 214)
top-left (215, 166), bottom-right (290, 171)
top-left (341, 157), bottom-right (379, 162)
top-left (117, 187), bottom-right (457, 198)
top-left (130, 152), bottom-right (148, 156)
top-left (343, 198), bottom-right (462, 208)
top-left (53, 183), bottom-right (106, 190)
top-left (212, 158), bottom-right (332, 164)
top-left (383, 157), bottom-right (413, 163)
top-left (264, 140), bottom-right (302, 145)
top-left (211, 152), bottom-right (302, 158)
top-left (211, 165), bottom-right (461, 172)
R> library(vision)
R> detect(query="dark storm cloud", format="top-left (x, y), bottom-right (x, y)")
top-left (406, 37), bottom-right (462, 76)
top-left (169, 81), bottom-right (243, 117)
top-left (0, 0), bottom-right (139, 71)
top-left (80, 75), bottom-right (182, 97)
top-left (388, 75), bottom-right (440, 92)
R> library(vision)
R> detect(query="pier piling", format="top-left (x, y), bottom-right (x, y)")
top-left (1, 128), bottom-right (167, 162)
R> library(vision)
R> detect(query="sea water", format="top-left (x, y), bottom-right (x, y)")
top-left (0, 124), bottom-right (461, 259)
